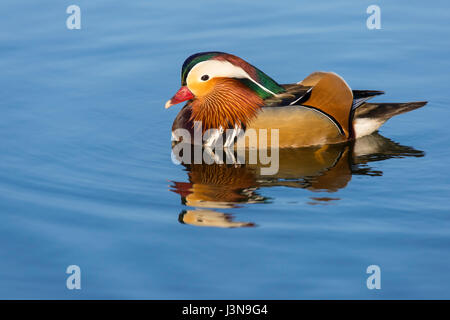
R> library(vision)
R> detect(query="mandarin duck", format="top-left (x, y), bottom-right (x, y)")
top-left (166, 52), bottom-right (427, 148)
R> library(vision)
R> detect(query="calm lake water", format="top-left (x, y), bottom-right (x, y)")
top-left (0, 0), bottom-right (449, 299)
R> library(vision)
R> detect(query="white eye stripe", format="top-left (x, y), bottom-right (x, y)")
top-left (187, 60), bottom-right (276, 95)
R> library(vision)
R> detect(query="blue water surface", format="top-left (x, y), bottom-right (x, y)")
top-left (0, 0), bottom-right (449, 299)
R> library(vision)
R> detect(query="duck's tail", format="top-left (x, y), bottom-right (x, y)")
top-left (353, 101), bottom-right (427, 139)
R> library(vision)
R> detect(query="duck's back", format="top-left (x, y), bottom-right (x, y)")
top-left (241, 72), bottom-right (353, 148)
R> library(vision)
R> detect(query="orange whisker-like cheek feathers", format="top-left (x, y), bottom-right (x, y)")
top-left (189, 78), bottom-right (264, 132)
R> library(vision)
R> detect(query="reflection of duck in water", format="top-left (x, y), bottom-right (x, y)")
top-left (166, 52), bottom-right (426, 148)
top-left (171, 133), bottom-right (424, 227)
top-left (171, 163), bottom-right (266, 209)
top-left (179, 210), bottom-right (255, 228)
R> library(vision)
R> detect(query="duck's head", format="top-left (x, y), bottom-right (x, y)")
top-left (165, 52), bottom-right (285, 130)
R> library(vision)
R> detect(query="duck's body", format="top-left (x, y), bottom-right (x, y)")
top-left (166, 52), bottom-right (426, 148)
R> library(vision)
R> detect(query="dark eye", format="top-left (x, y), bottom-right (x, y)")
top-left (201, 75), bottom-right (209, 81)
